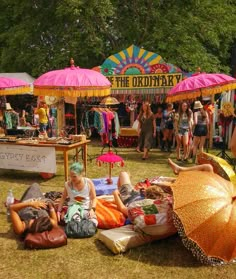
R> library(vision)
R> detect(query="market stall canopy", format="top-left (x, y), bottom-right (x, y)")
top-left (0, 72), bottom-right (35, 84)
top-left (166, 73), bottom-right (236, 102)
top-left (92, 44), bottom-right (185, 99)
top-left (34, 59), bottom-right (111, 98)
top-left (0, 76), bottom-right (31, 95)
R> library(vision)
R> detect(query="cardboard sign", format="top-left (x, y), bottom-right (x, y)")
top-left (0, 144), bottom-right (56, 173)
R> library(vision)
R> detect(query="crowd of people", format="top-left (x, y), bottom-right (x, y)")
top-left (135, 100), bottom-right (211, 162)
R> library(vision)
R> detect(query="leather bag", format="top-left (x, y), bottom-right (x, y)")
top-left (24, 227), bottom-right (67, 249)
top-left (65, 219), bottom-right (97, 238)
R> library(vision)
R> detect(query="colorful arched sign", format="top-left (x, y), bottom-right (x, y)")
top-left (93, 45), bottom-right (184, 96)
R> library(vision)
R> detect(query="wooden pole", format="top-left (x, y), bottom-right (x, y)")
top-left (74, 103), bottom-right (77, 134)
top-left (209, 95), bottom-right (214, 149)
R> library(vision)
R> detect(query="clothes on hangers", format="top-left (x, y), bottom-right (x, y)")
top-left (84, 107), bottom-right (120, 145)
top-left (4, 110), bottom-right (19, 129)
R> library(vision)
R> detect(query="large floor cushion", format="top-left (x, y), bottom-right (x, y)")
top-left (92, 177), bottom-right (118, 196)
top-left (97, 225), bottom-right (159, 254)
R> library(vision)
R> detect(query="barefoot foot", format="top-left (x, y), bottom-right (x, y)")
top-left (168, 158), bottom-right (181, 175)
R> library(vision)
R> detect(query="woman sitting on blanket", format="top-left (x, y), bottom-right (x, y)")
top-left (10, 183), bottom-right (58, 237)
top-left (57, 162), bottom-right (97, 226)
top-left (113, 160), bottom-right (215, 217)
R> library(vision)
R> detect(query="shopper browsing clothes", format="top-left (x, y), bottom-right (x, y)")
top-left (136, 101), bottom-right (156, 160)
top-left (174, 102), bottom-right (193, 161)
top-left (25, 102), bottom-right (35, 125)
top-left (154, 106), bottom-right (163, 149)
top-left (34, 101), bottom-right (49, 137)
top-left (192, 100), bottom-right (209, 163)
top-left (161, 103), bottom-right (175, 152)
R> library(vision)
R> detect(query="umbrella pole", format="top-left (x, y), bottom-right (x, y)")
top-left (107, 163), bottom-right (112, 184)
top-left (74, 103), bottom-right (77, 134)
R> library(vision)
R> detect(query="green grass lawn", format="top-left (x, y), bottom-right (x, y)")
top-left (0, 142), bottom-right (235, 279)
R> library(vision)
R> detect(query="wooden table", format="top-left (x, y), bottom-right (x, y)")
top-left (0, 139), bottom-right (90, 180)
top-left (54, 140), bottom-right (90, 180)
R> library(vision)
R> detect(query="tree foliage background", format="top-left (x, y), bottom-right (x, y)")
top-left (0, 0), bottom-right (236, 77)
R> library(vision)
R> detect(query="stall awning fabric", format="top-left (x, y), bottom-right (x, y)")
top-left (111, 88), bottom-right (170, 95)
top-left (34, 86), bottom-right (110, 98)
top-left (0, 72), bottom-right (35, 84)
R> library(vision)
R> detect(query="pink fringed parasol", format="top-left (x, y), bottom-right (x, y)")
top-left (96, 151), bottom-right (124, 184)
top-left (34, 58), bottom-right (111, 133)
top-left (0, 76), bottom-right (31, 95)
top-left (166, 73), bottom-right (236, 102)
top-left (34, 58), bottom-right (111, 98)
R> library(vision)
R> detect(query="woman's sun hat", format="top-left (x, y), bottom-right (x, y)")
top-left (193, 100), bottom-right (203, 110)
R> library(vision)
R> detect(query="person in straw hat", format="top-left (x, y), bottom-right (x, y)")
top-left (191, 100), bottom-right (209, 163)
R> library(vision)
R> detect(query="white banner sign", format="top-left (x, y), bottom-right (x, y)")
top-left (0, 144), bottom-right (56, 173)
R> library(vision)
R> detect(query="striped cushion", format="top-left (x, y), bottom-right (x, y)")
top-left (96, 199), bottom-right (126, 229)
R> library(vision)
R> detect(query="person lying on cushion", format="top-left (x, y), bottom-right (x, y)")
top-left (57, 162), bottom-right (97, 226)
top-left (113, 159), bottom-right (215, 217)
top-left (113, 171), bottom-right (171, 217)
top-left (10, 183), bottom-right (58, 237)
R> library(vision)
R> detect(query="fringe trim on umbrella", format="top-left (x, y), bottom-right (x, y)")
top-left (96, 161), bottom-right (124, 167)
top-left (172, 212), bottom-right (236, 266)
top-left (0, 86), bottom-right (31, 95)
top-left (202, 83), bottom-right (236, 96)
top-left (166, 83), bottom-right (236, 103)
top-left (34, 87), bottom-right (111, 97)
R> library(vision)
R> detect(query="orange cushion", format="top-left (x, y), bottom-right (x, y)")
top-left (96, 199), bottom-right (126, 229)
